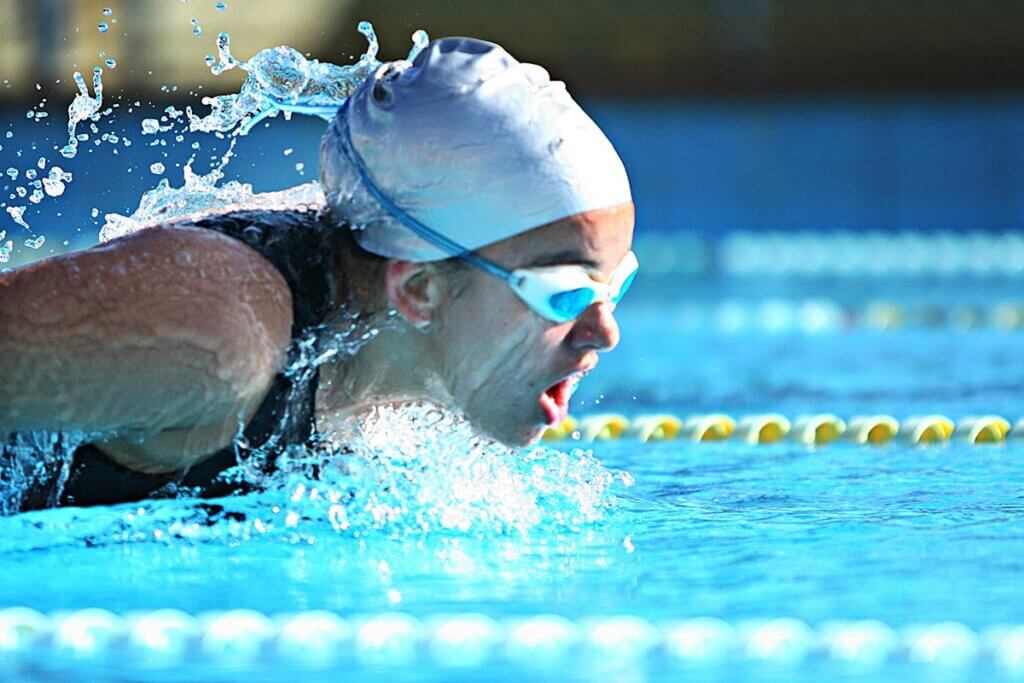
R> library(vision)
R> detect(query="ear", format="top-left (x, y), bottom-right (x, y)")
top-left (384, 260), bottom-right (444, 329)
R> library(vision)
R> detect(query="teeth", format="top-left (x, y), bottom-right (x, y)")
top-left (566, 372), bottom-right (585, 398)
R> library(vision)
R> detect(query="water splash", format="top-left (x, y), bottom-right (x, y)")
top-left (0, 431), bottom-right (91, 516)
top-left (61, 67), bottom-right (105, 159)
top-left (0, 404), bottom-right (628, 543)
top-left (187, 24), bottom-right (428, 136)
top-left (101, 23), bottom-right (423, 240)
top-left (0, 231), bottom-right (11, 263)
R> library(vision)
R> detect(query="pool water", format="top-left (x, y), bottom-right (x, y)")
top-left (2, 271), bottom-right (1023, 681)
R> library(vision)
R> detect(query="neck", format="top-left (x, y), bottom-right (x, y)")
top-left (314, 319), bottom-right (448, 427)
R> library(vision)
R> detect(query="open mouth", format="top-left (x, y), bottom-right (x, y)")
top-left (539, 371), bottom-right (587, 426)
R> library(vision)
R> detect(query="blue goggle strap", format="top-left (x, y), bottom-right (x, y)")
top-left (334, 99), bottom-right (514, 284)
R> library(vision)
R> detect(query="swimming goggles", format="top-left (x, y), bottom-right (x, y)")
top-left (333, 99), bottom-right (639, 323)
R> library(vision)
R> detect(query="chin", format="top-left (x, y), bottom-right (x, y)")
top-left (469, 409), bottom-right (547, 448)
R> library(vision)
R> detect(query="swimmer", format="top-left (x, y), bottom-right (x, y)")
top-left (0, 37), bottom-right (635, 511)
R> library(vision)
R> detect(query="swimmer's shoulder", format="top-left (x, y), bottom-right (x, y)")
top-left (83, 220), bottom-right (297, 471)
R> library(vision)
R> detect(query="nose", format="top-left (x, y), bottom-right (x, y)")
top-left (568, 301), bottom-right (620, 352)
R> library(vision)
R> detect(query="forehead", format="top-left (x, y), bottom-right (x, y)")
top-left (480, 203), bottom-right (635, 270)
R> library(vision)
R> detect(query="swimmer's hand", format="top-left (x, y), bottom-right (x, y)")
top-left (0, 225), bottom-right (293, 473)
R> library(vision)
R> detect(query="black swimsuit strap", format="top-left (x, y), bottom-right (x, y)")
top-left (14, 209), bottom-right (337, 511)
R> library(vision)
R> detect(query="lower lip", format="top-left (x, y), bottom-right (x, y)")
top-left (539, 379), bottom-right (571, 426)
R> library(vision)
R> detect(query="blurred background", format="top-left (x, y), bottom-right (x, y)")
top-left (2, 0), bottom-right (1024, 282)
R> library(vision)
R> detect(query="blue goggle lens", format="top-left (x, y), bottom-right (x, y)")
top-left (612, 268), bottom-right (638, 304)
top-left (548, 288), bottom-right (595, 321)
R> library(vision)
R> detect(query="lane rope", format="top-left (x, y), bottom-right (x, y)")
top-left (543, 413), bottom-right (1017, 445)
top-left (633, 232), bottom-right (1024, 278)
top-left (658, 299), bottom-right (1024, 333)
top-left (0, 608), bottom-right (1021, 670)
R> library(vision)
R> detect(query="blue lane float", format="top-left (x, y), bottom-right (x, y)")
top-left (3, 608), bottom-right (1024, 672)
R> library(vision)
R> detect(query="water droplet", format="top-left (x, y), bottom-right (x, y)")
top-left (283, 148), bottom-right (293, 156)
top-left (6, 206), bottom-right (30, 231)
top-left (91, 208), bottom-right (99, 218)
top-left (295, 162), bottom-right (304, 172)
top-left (193, 26), bottom-right (202, 38)
top-left (42, 177), bottom-right (65, 197)
top-left (25, 235), bottom-right (45, 249)
top-left (215, 1), bottom-right (227, 10)
top-left (150, 162), bottom-right (166, 175)
top-left (105, 58), bottom-right (116, 69)
top-left (98, 21), bottom-right (108, 33)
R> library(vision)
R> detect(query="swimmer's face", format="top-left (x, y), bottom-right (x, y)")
top-left (433, 202), bottom-right (635, 445)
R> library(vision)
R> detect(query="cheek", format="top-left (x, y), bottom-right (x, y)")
top-left (438, 282), bottom-right (555, 394)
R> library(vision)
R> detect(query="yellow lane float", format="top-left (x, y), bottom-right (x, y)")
top-left (542, 416), bottom-right (578, 441)
top-left (901, 415), bottom-right (955, 445)
top-left (845, 415), bottom-right (900, 445)
top-left (791, 414), bottom-right (847, 445)
top-left (735, 414), bottom-right (791, 444)
top-left (576, 414), bottom-right (629, 441)
top-left (993, 303), bottom-right (1024, 330)
top-left (542, 413), bottom-right (1020, 446)
top-left (626, 414), bottom-right (684, 442)
top-left (680, 414), bottom-right (736, 442)
top-left (955, 416), bottom-right (1011, 444)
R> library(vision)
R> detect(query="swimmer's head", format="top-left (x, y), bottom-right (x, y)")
top-left (320, 37), bottom-right (635, 444)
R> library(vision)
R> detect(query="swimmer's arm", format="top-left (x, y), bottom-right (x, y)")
top-left (0, 225), bottom-right (293, 472)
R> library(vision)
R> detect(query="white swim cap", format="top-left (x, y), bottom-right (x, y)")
top-left (319, 36), bottom-right (632, 261)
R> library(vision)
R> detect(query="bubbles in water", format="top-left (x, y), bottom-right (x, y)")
top-left (104, 58), bottom-right (116, 69)
top-left (215, 1), bottom-right (227, 10)
top-left (149, 162), bottom-right (166, 175)
top-left (102, 7), bottom-right (112, 15)
top-left (97, 22), bottom-right (109, 33)
top-left (24, 235), bottom-right (45, 249)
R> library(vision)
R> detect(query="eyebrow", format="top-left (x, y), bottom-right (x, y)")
top-left (523, 250), bottom-right (601, 269)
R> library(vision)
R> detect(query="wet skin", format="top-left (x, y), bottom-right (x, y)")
top-left (319, 202), bottom-right (636, 446)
